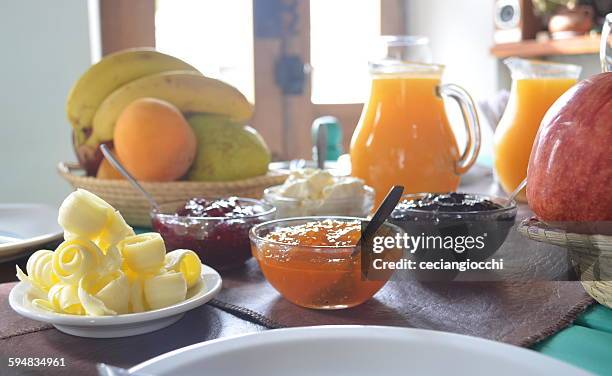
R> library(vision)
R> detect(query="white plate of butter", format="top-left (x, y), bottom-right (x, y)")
top-left (9, 264), bottom-right (222, 338)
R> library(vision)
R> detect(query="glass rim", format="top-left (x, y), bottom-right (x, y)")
top-left (151, 197), bottom-right (276, 221)
top-left (249, 215), bottom-right (404, 250)
top-left (263, 185), bottom-right (375, 203)
top-left (395, 193), bottom-right (518, 216)
top-left (380, 35), bottom-right (429, 47)
top-left (370, 34), bottom-right (438, 75)
top-left (369, 62), bottom-right (445, 76)
top-left (503, 57), bottom-right (582, 78)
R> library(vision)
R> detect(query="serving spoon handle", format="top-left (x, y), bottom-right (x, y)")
top-left (507, 178), bottom-right (527, 207)
top-left (351, 185), bottom-right (404, 258)
top-left (99, 145), bottom-right (160, 211)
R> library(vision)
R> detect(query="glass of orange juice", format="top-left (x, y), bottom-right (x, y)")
top-left (494, 58), bottom-right (581, 201)
top-left (350, 36), bottom-right (481, 206)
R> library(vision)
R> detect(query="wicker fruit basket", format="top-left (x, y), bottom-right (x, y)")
top-left (58, 162), bottom-right (288, 227)
top-left (518, 217), bottom-right (612, 308)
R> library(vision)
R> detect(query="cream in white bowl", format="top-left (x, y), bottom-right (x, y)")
top-left (9, 264), bottom-right (221, 338)
top-left (264, 168), bottom-right (374, 218)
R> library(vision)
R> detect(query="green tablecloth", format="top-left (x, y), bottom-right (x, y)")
top-left (534, 305), bottom-right (612, 375)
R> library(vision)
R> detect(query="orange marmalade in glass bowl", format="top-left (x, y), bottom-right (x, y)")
top-left (250, 217), bottom-right (403, 309)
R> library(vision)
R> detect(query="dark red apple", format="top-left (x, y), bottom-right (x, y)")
top-left (527, 72), bottom-right (612, 234)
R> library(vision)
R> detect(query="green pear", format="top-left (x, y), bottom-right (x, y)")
top-left (186, 114), bottom-right (270, 181)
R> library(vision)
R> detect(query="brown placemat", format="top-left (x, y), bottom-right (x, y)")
top-left (214, 260), bottom-right (593, 347)
top-left (0, 283), bottom-right (53, 340)
top-left (206, 198), bottom-right (594, 347)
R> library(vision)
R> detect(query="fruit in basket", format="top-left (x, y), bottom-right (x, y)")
top-left (90, 71), bottom-right (253, 148)
top-left (96, 150), bottom-right (124, 180)
top-left (114, 98), bottom-right (196, 182)
top-left (527, 72), bottom-right (612, 234)
top-left (186, 114), bottom-right (270, 181)
top-left (66, 49), bottom-right (199, 175)
top-left (67, 49), bottom-right (198, 139)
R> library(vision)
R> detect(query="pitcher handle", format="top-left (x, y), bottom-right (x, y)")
top-left (437, 84), bottom-right (481, 175)
top-left (601, 13), bottom-right (611, 73)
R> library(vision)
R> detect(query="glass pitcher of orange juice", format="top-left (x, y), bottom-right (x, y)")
top-left (350, 36), bottom-right (481, 206)
top-left (494, 58), bottom-right (581, 201)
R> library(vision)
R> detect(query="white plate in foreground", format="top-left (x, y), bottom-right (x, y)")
top-left (9, 264), bottom-right (222, 338)
top-left (131, 326), bottom-right (590, 376)
top-left (0, 203), bottom-right (63, 262)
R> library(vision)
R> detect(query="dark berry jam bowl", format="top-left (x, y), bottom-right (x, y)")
top-left (389, 193), bottom-right (517, 276)
top-left (151, 198), bottom-right (275, 271)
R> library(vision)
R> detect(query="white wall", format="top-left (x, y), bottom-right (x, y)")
top-left (0, 1), bottom-right (93, 206)
top-left (405, 0), bottom-right (498, 165)
top-left (405, 0), bottom-right (498, 100)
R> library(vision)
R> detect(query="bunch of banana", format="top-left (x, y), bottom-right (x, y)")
top-left (66, 48), bottom-right (253, 176)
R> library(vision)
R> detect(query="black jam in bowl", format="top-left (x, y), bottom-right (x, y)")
top-left (389, 193), bottom-right (517, 281)
top-left (394, 193), bottom-right (503, 213)
top-left (151, 197), bottom-right (275, 270)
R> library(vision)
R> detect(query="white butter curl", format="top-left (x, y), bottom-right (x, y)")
top-left (117, 233), bottom-right (166, 274)
top-left (97, 210), bottom-right (135, 251)
top-left (78, 278), bottom-right (117, 316)
top-left (31, 298), bottom-right (58, 313)
top-left (144, 271), bottom-right (187, 310)
top-left (129, 278), bottom-right (146, 313)
top-left (52, 238), bottom-right (104, 284)
top-left (92, 271), bottom-right (130, 314)
top-left (164, 249), bottom-right (202, 289)
top-left (48, 283), bottom-right (84, 315)
top-left (99, 245), bottom-right (122, 277)
top-left (16, 249), bottom-right (57, 292)
top-left (58, 189), bottom-right (113, 237)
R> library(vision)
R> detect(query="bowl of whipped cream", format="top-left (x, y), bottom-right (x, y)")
top-left (264, 168), bottom-right (374, 218)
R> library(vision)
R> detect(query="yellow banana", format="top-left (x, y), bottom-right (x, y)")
top-left (87, 71), bottom-right (253, 146)
top-left (66, 48), bottom-right (199, 142)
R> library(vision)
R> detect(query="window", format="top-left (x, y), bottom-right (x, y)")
top-left (155, 0), bottom-right (255, 102)
top-left (310, 0), bottom-right (381, 104)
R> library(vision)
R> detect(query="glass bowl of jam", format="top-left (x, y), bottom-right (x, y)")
top-left (389, 193), bottom-right (517, 280)
top-left (250, 217), bottom-right (403, 309)
top-left (151, 197), bottom-right (275, 270)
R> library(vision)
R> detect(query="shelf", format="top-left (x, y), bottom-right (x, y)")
top-left (490, 34), bottom-right (600, 58)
